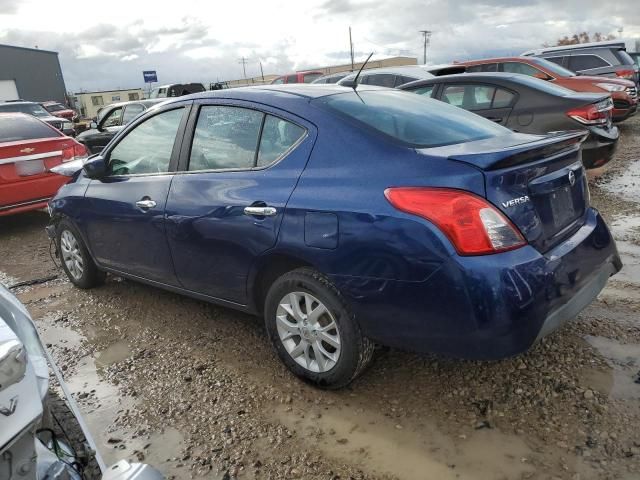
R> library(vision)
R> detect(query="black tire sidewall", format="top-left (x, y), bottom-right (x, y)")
top-left (264, 268), bottom-right (365, 389)
top-left (56, 219), bottom-right (102, 289)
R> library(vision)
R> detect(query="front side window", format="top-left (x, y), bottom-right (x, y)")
top-left (568, 54), bottom-right (609, 71)
top-left (91, 96), bottom-right (104, 106)
top-left (188, 106), bottom-right (263, 171)
top-left (257, 115), bottom-right (305, 167)
top-left (102, 107), bottom-right (123, 128)
top-left (315, 90), bottom-right (508, 148)
top-left (122, 104), bottom-right (145, 124)
top-left (108, 108), bottom-right (184, 175)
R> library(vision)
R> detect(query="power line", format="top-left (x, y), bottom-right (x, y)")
top-left (238, 57), bottom-right (249, 80)
top-left (419, 30), bottom-right (432, 64)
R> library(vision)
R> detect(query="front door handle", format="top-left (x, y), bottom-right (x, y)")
top-left (244, 206), bottom-right (277, 217)
top-left (136, 199), bottom-right (157, 209)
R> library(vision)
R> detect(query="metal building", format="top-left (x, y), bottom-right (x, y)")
top-left (0, 44), bottom-right (67, 103)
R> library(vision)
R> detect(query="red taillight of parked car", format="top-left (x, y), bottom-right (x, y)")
top-left (60, 143), bottom-right (88, 163)
top-left (566, 102), bottom-right (611, 126)
top-left (615, 69), bottom-right (636, 80)
top-left (384, 187), bottom-right (526, 255)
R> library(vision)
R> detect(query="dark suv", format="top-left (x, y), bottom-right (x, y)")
top-left (522, 41), bottom-right (639, 86)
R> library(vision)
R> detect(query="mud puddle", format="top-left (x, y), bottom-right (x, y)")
top-left (271, 403), bottom-right (547, 480)
top-left (602, 159), bottom-right (640, 203)
top-left (584, 335), bottom-right (640, 400)
top-left (36, 317), bottom-right (185, 477)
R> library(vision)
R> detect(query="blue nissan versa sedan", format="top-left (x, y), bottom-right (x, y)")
top-left (47, 85), bottom-right (621, 388)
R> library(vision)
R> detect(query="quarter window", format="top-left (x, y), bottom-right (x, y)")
top-left (108, 108), bottom-right (184, 175)
top-left (568, 54), bottom-right (610, 71)
top-left (188, 106), bottom-right (263, 171)
top-left (257, 115), bottom-right (305, 167)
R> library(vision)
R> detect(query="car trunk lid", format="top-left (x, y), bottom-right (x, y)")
top-left (420, 131), bottom-right (590, 253)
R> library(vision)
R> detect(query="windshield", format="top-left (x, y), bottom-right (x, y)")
top-left (44, 103), bottom-right (66, 112)
top-left (0, 103), bottom-right (50, 117)
top-left (529, 57), bottom-right (576, 77)
top-left (314, 90), bottom-right (509, 148)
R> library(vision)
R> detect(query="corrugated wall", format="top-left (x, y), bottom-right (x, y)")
top-left (0, 45), bottom-right (67, 104)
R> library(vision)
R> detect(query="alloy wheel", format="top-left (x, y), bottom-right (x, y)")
top-left (60, 230), bottom-right (84, 281)
top-left (276, 291), bottom-right (341, 373)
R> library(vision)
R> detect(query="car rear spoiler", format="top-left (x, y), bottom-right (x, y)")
top-left (422, 131), bottom-right (588, 171)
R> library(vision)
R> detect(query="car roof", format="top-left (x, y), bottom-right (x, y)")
top-left (460, 56), bottom-right (534, 64)
top-left (338, 65), bottom-right (434, 83)
top-left (399, 72), bottom-right (539, 88)
top-left (107, 98), bottom-right (166, 109)
top-left (0, 100), bottom-right (38, 106)
top-left (522, 41), bottom-right (626, 56)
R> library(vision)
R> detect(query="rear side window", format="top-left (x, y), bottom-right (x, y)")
top-left (396, 75), bottom-right (419, 87)
top-left (545, 56), bottom-right (566, 67)
top-left (257, 115), bottom-right (305, 167)
top-left (466, 63), bottom-right (498, 73)
top-left (286, 75), bottom-right (298, 83)
top-left (0, 115), bottom-right (60, 142)
top-left (189, 106), bottom-right (263, 171)
top-left (493, 89), bottom-right (516, 108)
top-left (314, 90), bottom-right (508, 148)
top-left (442, 84), bottom-right (495, 111)
top-left (568, 55), bottom-right (609, 71)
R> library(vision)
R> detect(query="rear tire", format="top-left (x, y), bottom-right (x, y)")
top-left (57, 220), bottom-right (105, 289)
top-left (264, 267), bottom-right (374, 389)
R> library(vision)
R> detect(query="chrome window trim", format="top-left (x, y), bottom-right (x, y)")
top-left (0, 150), bottom-right (62, 165)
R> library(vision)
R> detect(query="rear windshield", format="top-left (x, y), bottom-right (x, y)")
top-left (44, 103), bottom-right (66, 112)
top-left (529, 57), bottom-right (576, 77)
top-left (614, 49), bottom-right (635, 66)
top-left (313, 90), bottom-right (509, 148)
top-left (511, 75), bottom-right (576, 95)
top-left (0, 115), bottom-right (60, 142)
top-left (0, 103), bottom-right (50, 118)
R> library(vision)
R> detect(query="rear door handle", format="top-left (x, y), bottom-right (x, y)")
top-left (244, 206), bottom-right (277, 217)
top-left (136, 199), bottom-right (157, 209)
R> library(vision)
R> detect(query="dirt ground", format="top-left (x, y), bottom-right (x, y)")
top-left (1, 116), bottom-right (640, 480)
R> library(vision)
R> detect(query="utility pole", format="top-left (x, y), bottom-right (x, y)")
top-left (238, 57), bottom-right (249, 80)
top-left (259, 61), bottom-right (265, 83)
top-left (419, 30), bottom-right (432, 65)
top-left (349, 26), bottom-right (355, 71)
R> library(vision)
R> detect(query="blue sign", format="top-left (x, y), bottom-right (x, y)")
top-left (143, 71), bottom-right (157, 83)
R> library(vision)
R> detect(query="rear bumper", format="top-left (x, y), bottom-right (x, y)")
top-left (330, 208), bottom-right (621, 360)
top-left (581, 128), bottom-right (619, 169)
top-left (0, 174), bottom-right (67, 216)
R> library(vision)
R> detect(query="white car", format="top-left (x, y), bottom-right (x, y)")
top-left (337, 65), bottom-right (435, 88)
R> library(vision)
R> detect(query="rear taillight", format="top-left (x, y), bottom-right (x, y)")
top-left (61, 143), bottom-right (88, 163)
top-left (384, 187), bottom-right (526, 255)
top-left (566, 101), bottom-right (612, 126)
top-left (615, 69), bottom-right (635, 80)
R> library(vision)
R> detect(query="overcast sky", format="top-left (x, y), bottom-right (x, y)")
top-left (1, 0), bottom-right (639, 92)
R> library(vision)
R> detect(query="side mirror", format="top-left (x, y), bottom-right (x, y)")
top-left (90, 121), bottom-right (98, 129)
top-left (533, 72), bottom-right (552, 81)
top-left (83, 155), bottom-right (107, 179)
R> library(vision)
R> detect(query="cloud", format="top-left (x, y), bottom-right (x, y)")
top-left (0, 0), bottom-right (17, 14)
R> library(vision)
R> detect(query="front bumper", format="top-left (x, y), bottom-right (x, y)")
top-left (330, 208), bottom-right (621, 360)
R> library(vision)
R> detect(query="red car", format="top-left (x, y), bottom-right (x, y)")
top-left (271, 71), bottom-right (324, 84)
top-left (40, 101), bottom-right (78, 121)
top-left (459, 57), bottom-right (638, 122)
top-left (0, 113), bottom-right (87, 216)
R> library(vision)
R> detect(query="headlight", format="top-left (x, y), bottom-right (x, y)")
top-left (595, 83), bottom-right (625, 92)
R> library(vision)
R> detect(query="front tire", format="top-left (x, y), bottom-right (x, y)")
top-left (57, 220), bottom-right (105, 289)
top-left (264, 268), bottom-right (374, 389)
